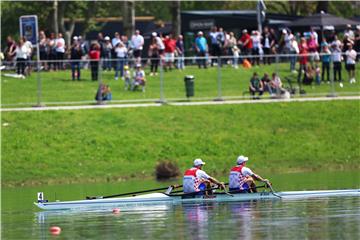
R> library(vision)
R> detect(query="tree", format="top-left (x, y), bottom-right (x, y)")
top-left (170, 1), bottom-right (181, 36)
top-left (123, 0), bottom-right (135, 37)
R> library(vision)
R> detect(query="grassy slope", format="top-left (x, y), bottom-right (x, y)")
top-left (2, 63), bottom-right (359, 106)
top-left (2, 100), bottom-right (359, 186)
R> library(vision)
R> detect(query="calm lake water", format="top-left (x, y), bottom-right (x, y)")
top-left (2, 171), bottom-right (360, 239)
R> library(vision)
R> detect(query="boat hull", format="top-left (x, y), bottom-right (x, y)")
top-left (34, 189), bottom-right (360, 211)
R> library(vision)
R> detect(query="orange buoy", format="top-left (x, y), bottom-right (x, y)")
top-left (112, 208), bottom-right (120, 214)
top-left (50, 226), bottom-right (61, 235)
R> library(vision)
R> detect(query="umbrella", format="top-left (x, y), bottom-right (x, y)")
top-left (287, 12), bottom-right (359, 27)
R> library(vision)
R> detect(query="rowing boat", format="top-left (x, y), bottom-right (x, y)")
top-left (34, 189), bottom-right (360, 211)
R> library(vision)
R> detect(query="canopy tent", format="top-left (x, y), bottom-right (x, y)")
top-left (287, 12), bottom-right (359, 28)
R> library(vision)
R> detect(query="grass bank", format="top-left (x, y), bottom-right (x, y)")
top-left (2, 100), bottom-right (359, 187)
top-left (2, 63), bottom-right (359, 106)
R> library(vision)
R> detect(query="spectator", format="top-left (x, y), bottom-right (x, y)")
top-left (289, 37), bottom-right (299, 73)
top-left (131, 63), bottom-right (146, 92)
top-left (344, 24), bottom-right (355, 41)
top-left (331, 42), bottom-right (342, 83)
top-left (270, 72), bottom-right (285, 95)
top-left (251, 30), bottom-right (261, 66)
top-left (249, 72), bottom-right (263, 99)
top-left (114, 42), bottom-right (127, 80)
top-left (232, 45), bottom-right (240, 69)
top-left (261, 73), bottom-right (271, 93)
top-left (23, 36), bottom-right (33, 76)
top-left (209, 26), bottom-right (221, 66)
top-left (309, 27), bottom-right (319, 46)
top-left (131, 30), bottom-right (144, 64)
top-left (95, 83), bottom-right (112, 101)
top-left (39, 31), bottom-right (48, 70)
top-left (303, 64), bottom-right (314, 85)
top-left (14, 38), bottom-right (28, 76)
top-left (345, 44), bottom-right (357, 84)
top-left (261, 26), bottom-right (274, 65)
top-left (227, 32), bottom-right (237, 65)
top-left (55, 33), bottom-right (66, 70)
top-left (239, 29), bottom-right (252, 59)
top-left (163, 34), bottom-right (177, 71)
top-left (70, 37), bottom-right (83, 81)
top-left (78, 36), bottom-right (89, 69)
top-left (103, 36), bottom-right (112, 71)
top-left (97, 32), bottom-right (105, 59)
top-left (47, 33), bottom-right (57, 71)
top-left (195, 31), bottom-right (208, 69)
top-left (297, 37), bottom-right (308, 85)
top-left (176, 34), bottom-right (185, 70)
top-left (89, 43), bottom-right (101, 81)
top-left (121, 35), bottom-right (130, 65)
top-left (342, 33), bottom-right (354, 63)
top-left (355, 26), bottom-right (360, 61)
top-left (307, 34), bottom-right (318, 66)
top-left (123, 65), bottom-right (131, 90)
top-left (321, 45), bottom-right (331, 83)
top-left (148, 35), bottom-right (159, 76)
top-left (112, 32), bottom-right (122, 69)
top-left (4, 36), bottom-right (17, 67)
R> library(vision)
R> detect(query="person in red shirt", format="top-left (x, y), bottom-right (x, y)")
top-left (89, 43), bottom-right (101, 81)
top-left (297, 37), bottom-right (308, 85)
top-left (163, 34), bottom-right (177, 71)
top-left (238, 29), bottom-right (253, 61)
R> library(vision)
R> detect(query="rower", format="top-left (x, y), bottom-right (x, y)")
top-left (183, 158), bottom-right (225, 194)
top-left (229, 155), bottom-right (271, 193)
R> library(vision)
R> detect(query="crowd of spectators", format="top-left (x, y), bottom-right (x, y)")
top-left (2, 24), bottom-right (359, 88)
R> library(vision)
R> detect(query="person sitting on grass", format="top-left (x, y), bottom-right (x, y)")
top-left (261, 73), bottom-right (272, 94)
top-left (270, 73), bottom-right (286, 96)
top-left (183, 159), bottom-right (225, 195)
top-left (303, 64), bottom-right (315, 85)
top-left (95, 83), bottom-right (112, 101)
top-left (131, 64), bottom-right (146, 92)
top-left (123, 65), bottom-right (131, 90)
top-left (229, 155), bottom-right (271, 193)
top-left (249, 72), bottom-right (263, 99)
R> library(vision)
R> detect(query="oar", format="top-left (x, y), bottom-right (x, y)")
top-left (86, 184), bottom-right (183, 199)
top-left (264, 181), bottom-right (282, 199)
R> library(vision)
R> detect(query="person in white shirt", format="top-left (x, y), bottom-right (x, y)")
top-left (15, 38), bottom-right (28, 76)
top-left (229, 155), bottom-right (271, 193)
top-left (55, 33), bottom-right (66, 70)
top-left (345, 44), bottom-right (357, 83)
top-left (289, 37), bottom-right (299, 72)
top-left (114, 42), bottom-right (128, 80)
top-left (251, 31), bottom-right (261, 66)
top-left (331, 43), bottom-right (343, 82)
top-left (131, 63), bottom-right (146, 92)
top-left (131, 30), bottom-right (144, 63)
top-left (183, 158), bottom-right (225, 194)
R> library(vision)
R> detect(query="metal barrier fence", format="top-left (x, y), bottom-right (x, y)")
top-left (1, 53), bottom-right (359, 107)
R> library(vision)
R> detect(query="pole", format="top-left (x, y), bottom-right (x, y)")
top-left (159, 58), bottom-right (165, 103)
top-left (215, 56), bottom-right (223, 101)
top-left (257, 0), bottom-right (262, 34)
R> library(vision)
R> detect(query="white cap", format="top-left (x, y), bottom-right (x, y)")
top-left (136, 63), bottom-right (142, 68)
top-left (73, 36), bottom-right (78, 40)
top-left (356, 25), bottom-right (360, 30)
top-left (152, 32), bottom-right (157, 37)
top-left (194, 158), bottom-right (206, 166)
top-left (236, 155), bottom-right (249, 165)
top-left (282, 29), bottom-right (287, 34)
top-left (347, 24), bottom-right (351, 28)
top-left (104, 36), bottom-right (110, 41)
top-left (198, 31), bottom-right (203, 35)
top-left (242, 29), bottom-right (247, 33)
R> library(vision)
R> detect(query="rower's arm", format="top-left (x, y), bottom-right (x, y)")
top-left (252, 174), bottom-right (269, 183)
top-left (208, 177), bottom-right (225, 189)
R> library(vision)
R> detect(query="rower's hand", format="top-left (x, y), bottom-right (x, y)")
top-left (264, 179), bottom-right (272, 186)
top-left (219, 182), bottom-right (226, 190)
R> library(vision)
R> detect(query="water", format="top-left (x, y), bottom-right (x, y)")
top-left (2, 171), bottom-right (360, 239)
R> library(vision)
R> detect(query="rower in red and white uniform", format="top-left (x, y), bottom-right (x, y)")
top-left (229, 155), bottom-right (271, 193)
top-left (183, 159), bottom-right (225, 194)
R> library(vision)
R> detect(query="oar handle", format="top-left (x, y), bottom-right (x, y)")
top-left (263, 180), bottom-right (282, 198)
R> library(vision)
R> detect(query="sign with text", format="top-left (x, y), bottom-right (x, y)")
top-left (189, 19), bottom-right (215, 30)
top-left (19, 15), bottom-right (38, 45)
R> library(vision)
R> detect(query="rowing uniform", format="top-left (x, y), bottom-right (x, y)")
top-left (229, 165), bottom-right (254, 192)
top-left (183, 167), bottom-right (210, 193)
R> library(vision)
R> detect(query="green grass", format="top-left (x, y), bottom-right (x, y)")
top-left (1, 63), bottom-right (359, 106)
top-left (2, 100), bottom-right (359, 186)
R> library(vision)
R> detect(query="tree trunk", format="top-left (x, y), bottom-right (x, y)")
top-left (53, 0), bottom-right (59, 34)
top-left (171, 0), bottom-right (181, 36)
top-left (316, 1), bottom-right (329, 13)
top-left (123, 0), bottom-right (135, 37)
top-left (58, 2), bottom-right (75, 52)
